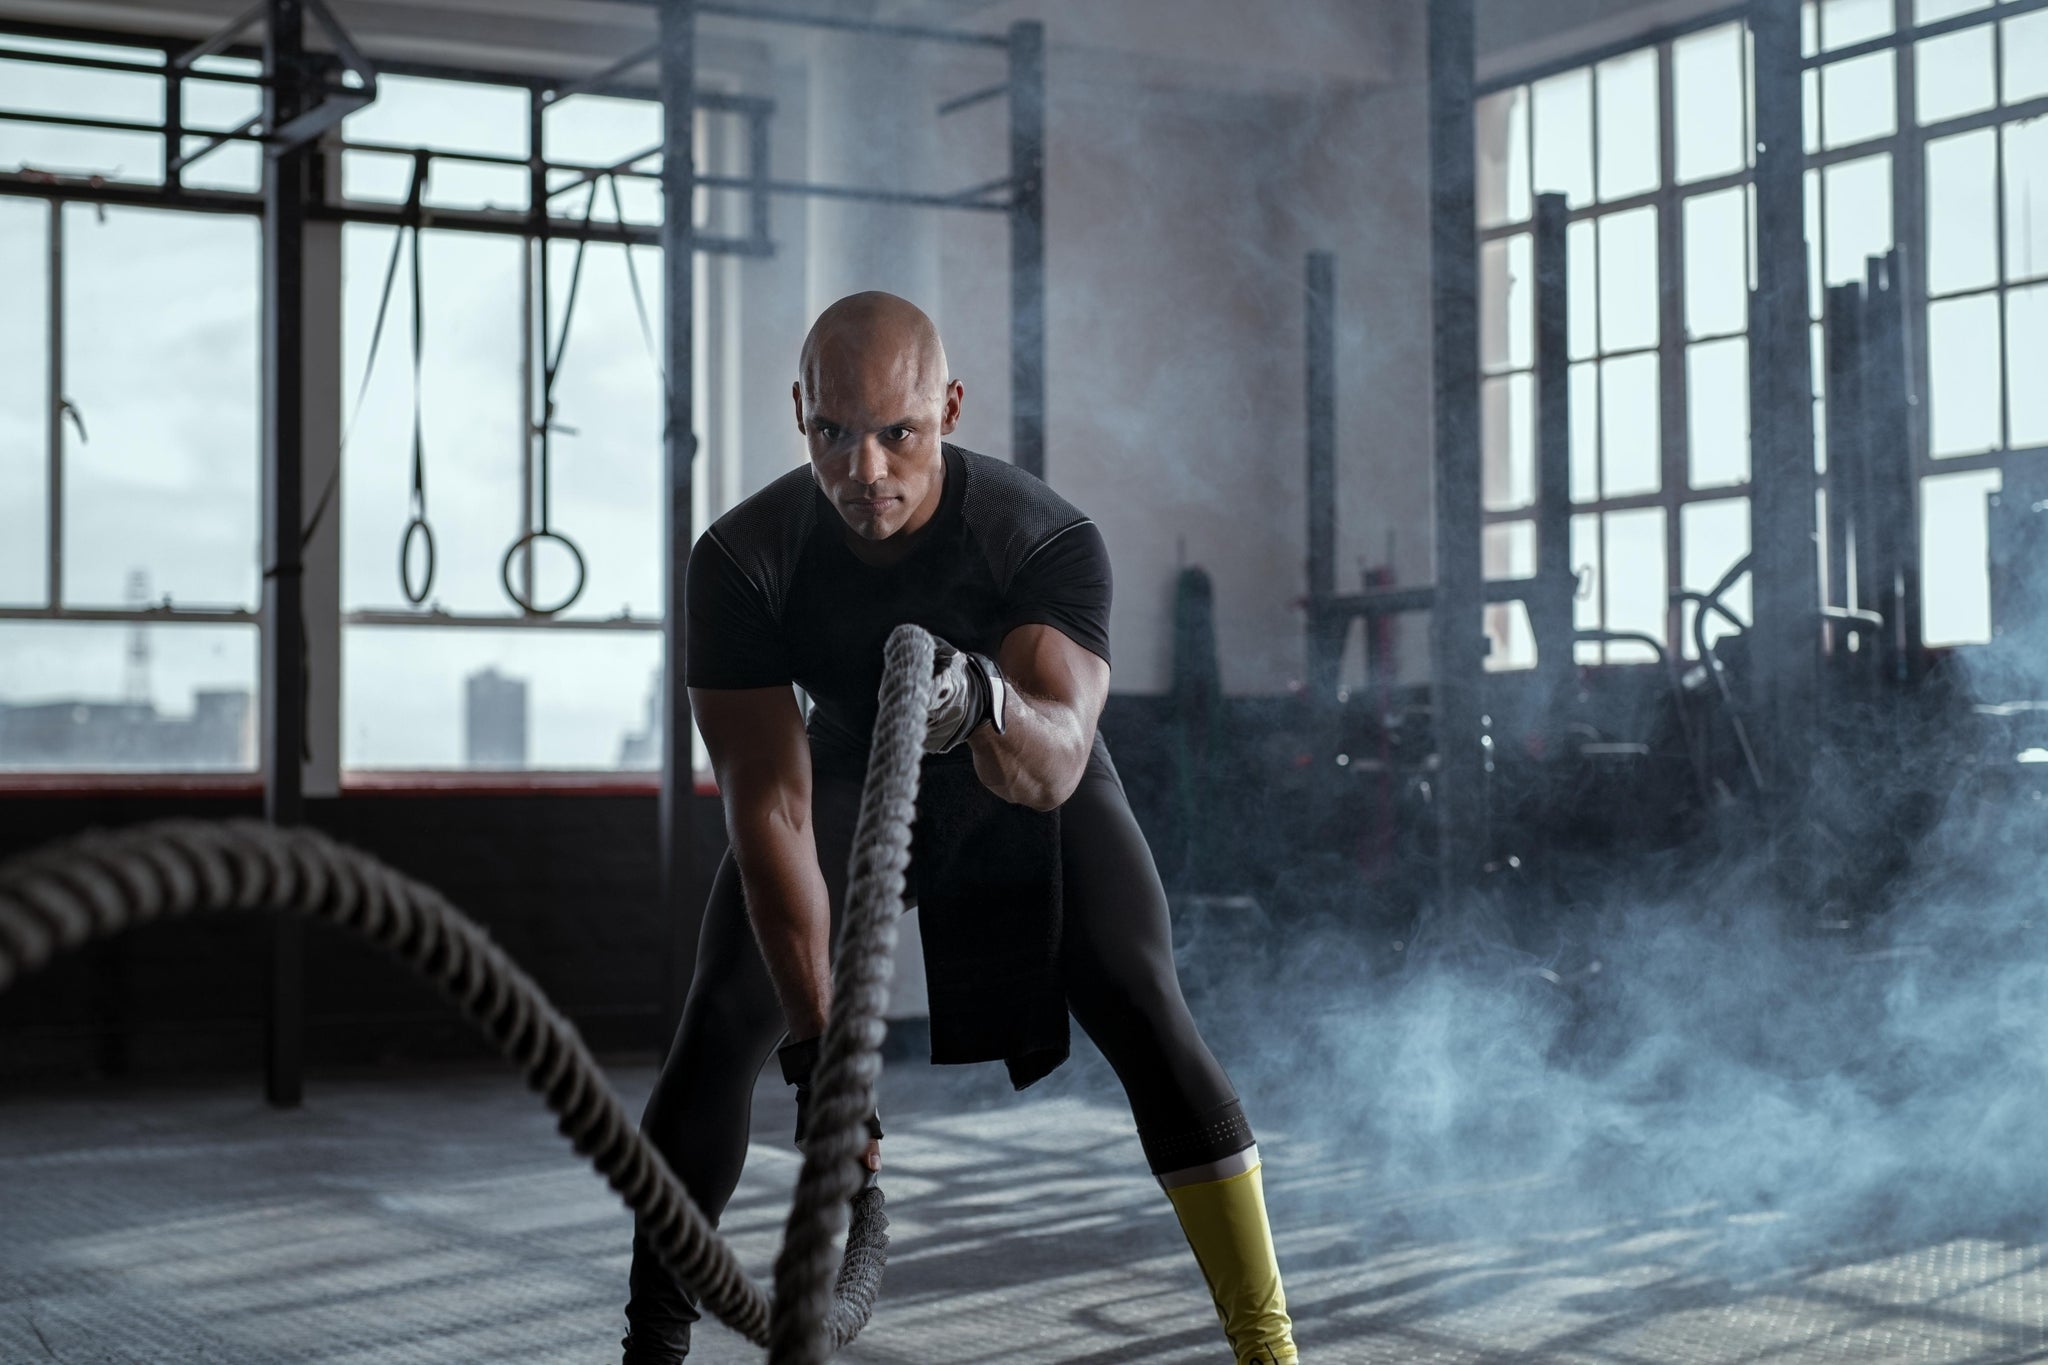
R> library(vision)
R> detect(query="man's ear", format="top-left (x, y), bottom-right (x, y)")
top-left (939, 379), bottom-right (965, 436)
top-left (791, 380), bottom-right (806, 433)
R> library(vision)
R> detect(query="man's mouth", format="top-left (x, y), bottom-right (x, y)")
top-left (847, 495), bottom-right (897, 514)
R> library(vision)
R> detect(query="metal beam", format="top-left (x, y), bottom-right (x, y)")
top-left (1427, 0), bottom-right (1488, 899)
top-left (1747, 0), bottom-right (1820, 804)
top-left (260, 0), bottom-right (310, 1109)
top-left (658, 0), bottom-right (698, 1039)
top-left (1304, 251), bottom-right (1340, 711)
top-left (1008, 20), bottom-right (1045, 480)
top-left (1531, 192), bottom-right (1575, 705)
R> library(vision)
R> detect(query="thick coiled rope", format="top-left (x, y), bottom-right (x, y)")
top-left (0, 622), bottom-right (938, 1364)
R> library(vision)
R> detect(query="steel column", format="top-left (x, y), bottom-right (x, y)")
top-left (658, 0), bottom-right (698, 1036)
top-left (1824, 282), bottom-right (1864, 617)
top-left (1863, 253), bottom-right (1920, 681)
top-left (261, 0), bottom-right (311, 1108)
top-left (1008, 20), bottom-right (1045, 480)
top-left (46, 200), bottom-right (62, 612)
top-left (1427, 0), bottom-right (1488, 899)
top-left (1304, 251), bottom-right (1339, 703)
top-left (1532, 193), bottom-right (1574, 706)
top-left (1747, 0), bottom-right (1820, 807)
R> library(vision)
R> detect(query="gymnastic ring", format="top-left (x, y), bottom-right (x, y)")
top-left (400, 516), bottom-right (436, 605)
top-left (501, 528), bottom-right (588, 617)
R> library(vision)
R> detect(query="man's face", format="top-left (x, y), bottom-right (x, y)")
top-left (793, 344), bottom-right (963, 544)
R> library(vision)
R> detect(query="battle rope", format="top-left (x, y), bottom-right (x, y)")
top-left (0, 623), bottom-right (938, 1364)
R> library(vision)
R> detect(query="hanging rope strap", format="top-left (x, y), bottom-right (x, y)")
top-left (398, 150), bottom-right (436, 606)
top-left (0, 623), bottom-right (940, 1363)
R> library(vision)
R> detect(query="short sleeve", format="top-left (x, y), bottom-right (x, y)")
top-left (684, 531), bottom-right (792, 688)
top-left (1002, 521), bottom-right (1113, 666)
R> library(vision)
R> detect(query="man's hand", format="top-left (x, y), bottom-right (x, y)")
top-left (925, 638), bottom-right (996, 752)
top-left (777, 1035), bottom-right (885, 1180)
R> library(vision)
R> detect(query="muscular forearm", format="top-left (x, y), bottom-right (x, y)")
top-left (966, 682), bottom-right (1094, 811)
top-left (728, 815), bottom-right (833, 1038)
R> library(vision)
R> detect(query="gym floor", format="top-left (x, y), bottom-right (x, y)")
top-left (4, 1050), bottom-right (2046, 1364)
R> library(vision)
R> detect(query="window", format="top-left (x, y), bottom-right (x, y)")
top-left (1477, 0), bottom-right (2042, 661)
top-left (0, 31), bottom-right (264, 775)
top-left (0, 23), bottom-right (769, 781)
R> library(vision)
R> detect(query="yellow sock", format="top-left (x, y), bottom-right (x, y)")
top-left (1164, 1160), bottom-right (1297, 1364)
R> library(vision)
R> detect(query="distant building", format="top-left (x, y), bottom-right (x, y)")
top-left (0, 689), bottom-right (254, 770)
top-left (464, 667), bottom-right (528, 769)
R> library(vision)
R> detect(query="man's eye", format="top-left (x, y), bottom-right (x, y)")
top-left (886, 427), bottom-right (912, 442)
top-left (815, 425), bottom-right (839, 440)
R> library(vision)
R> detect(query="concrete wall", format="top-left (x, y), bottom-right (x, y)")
top-left (722, 0), bottom-right (1439, 695)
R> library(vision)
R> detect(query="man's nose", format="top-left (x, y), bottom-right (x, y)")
top-left (849, 436), bottom-right (888, 487)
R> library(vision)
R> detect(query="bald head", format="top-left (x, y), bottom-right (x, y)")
top-left (797, 291), bottom-right (949, 402)
top-left (792, 292), bottom-right (965, 555)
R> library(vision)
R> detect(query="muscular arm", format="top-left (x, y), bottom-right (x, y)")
top-left (966, 623), bottom-right (1111, 811)
top-left (691, 685), bottom-right (833, 1039)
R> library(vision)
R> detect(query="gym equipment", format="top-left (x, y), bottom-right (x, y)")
top-left (0, 624), bottom-right (944, 1364)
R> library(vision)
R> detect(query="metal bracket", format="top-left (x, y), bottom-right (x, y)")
top-left (169, 0), bottom-right (378, 155)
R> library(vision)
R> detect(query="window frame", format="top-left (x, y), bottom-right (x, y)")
top-left (1477, 0), bottom-right (2048, 665)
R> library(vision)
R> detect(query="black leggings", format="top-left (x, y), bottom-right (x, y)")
top-left (622, 746), bottom-right (1247, 1362)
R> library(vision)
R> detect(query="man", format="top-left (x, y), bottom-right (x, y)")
top-left (622, 292), bottom-right (1298, 1364)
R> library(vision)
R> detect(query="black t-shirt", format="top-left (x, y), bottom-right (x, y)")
top-left (685, 443), bottom-right (1113, 779)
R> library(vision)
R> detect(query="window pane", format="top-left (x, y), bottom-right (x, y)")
top-left (1603, 507), bottom-right (1668, 660)
top-left (1568, 218), bottom-right (1599, 359)
top-left (1927, 129), bottom-right (1999, 294)
top-left (1681, 497), bottom-right (1752, 657)
top-left (0, 121), bottom-right (163, 184)
top-left (1928, 293), bottom-right (2005, 455)
top-left (1916, 0), bottom-right (1990, 21)
top-left (1483, 374), bottom-right (1536, 511)
top-left (539, 240), bottom-right (666, 617)
top-left (1570, 361), bottom-right (1599, 501)
top-left (1483, 599), bottom-right (1537, 672)
top-left (1486, 519), bottom-right (1538, 579)
top-left (341, 226), bottom-right (525, 613)
top-left (1533, 68), bottom-right (1595, 208)
top-left (542, 93), bottom-right (664, 225)
top-left (1917, 26), bottom-right (1996, 125)
top-left (0, 54), bottom-right (160, 124)
top-left (0, 197), bottom-right (47, 606)
top-left (1805, 168), bottom-right (1826, 317)
top-left (342, 627), bottom-right (664, 770)
top-left (1684, 187), bottom-right (1749, 337)
top-left (1601, 353), bottom-right (1661, 497)
top-left (1572, 512), bottom-right (1602, 662)
top-left (2007, 118), bottom-right (2048, 282)
top-left (62, 205), bottom-right (259, 609)
top-left (2006, 11), bottom-right (2048, 105)
top-left (180, 78), bottom-right (264, 194)
top-left (1597, 48), bottom-right (1660, 201)
top-left (1480, 233), bottom-right (1533, 373)
top-left (1675, 23), bottom-right (1747, 184)
top-left (0, 622), bottom-right (257, 772)
top-left (1823, 154), bottom-right (1894, 288)
top-left (2009, 283), bottom-right (2048, 447)
top-left (342, 74), bottom-right (530, 213)
top-left (1688, 339), bottom-right (1751, 488)
top-left (1477, 86), bottom-right (1532, 228)
top-left (1822, 51), bottom-right (1897, 149)
top-left (1921, 469), bottom-right (2000, 645)
top-left (1599, 206), bottom-right (1660, 351)
top-left (1820, 0), bottom-right (1892, 51)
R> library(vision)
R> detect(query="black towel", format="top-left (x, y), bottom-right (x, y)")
top-left (911, 759), bottom-right (1069, 1089)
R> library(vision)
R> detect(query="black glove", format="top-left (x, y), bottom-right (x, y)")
top-left (925, 638), bottom-right (1000, 753)
top-left (776, 1034), bottom-right (884, 1149)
